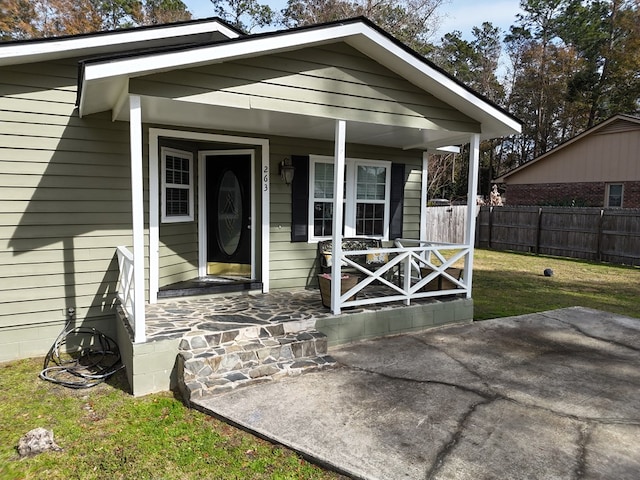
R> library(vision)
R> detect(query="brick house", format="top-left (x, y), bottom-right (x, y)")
top-left (495, 114), bottom-right (640, 208)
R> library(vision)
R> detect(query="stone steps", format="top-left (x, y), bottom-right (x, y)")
top-left (177, 323), bottom-right (336, 400)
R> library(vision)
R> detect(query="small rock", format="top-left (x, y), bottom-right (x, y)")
top-left (17, 427), bottom-right (62, 457)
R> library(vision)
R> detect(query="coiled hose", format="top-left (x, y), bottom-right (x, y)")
top-left (40, 318), bottom-right (124, 389)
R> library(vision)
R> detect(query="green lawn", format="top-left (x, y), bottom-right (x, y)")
top-left (0, 359), bottom-right (346, 480)
top-left (472, 248), bottom-right (640, 320)
top-left (1, 249), bottom-right (638, 479)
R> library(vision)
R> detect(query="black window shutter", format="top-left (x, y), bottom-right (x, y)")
top-left (389, 163), bottom-right (405, 239)
top-left (290, 155), bottom-right (309, 242)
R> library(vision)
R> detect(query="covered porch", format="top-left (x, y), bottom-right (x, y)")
top-left (116, 231), bottom-right (476, 343)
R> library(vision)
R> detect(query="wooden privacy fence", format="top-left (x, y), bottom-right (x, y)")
top-left (476, 206), bottom-right (640, 266)
top-left (424, 205), bottom-right (469, 244)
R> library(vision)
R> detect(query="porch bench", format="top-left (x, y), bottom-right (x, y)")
top-left (317, 238), bottom-right (389, 275)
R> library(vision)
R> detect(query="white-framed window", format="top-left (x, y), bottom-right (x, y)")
top-left (161, 147), bottom-right (194, 223)
top-left (308, 155), bottom-right (391, 241)
top-left (605, 183), bottom-right (624, 208)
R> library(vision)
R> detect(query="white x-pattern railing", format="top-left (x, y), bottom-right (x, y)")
top-left (116, 246), bottom-right (136, 332)
top-left (333, 239), bottom-right (470, 312)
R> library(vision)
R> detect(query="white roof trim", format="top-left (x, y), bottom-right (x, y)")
top-left (0, 19), bottom-right (240, 67)
top-left (79, 21), bottom-right (521, 137)
top-left (83, 23), bottom-right (365, 81)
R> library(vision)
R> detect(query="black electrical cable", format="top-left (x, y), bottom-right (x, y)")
top-left (40, 318), bottom-right (124, 389)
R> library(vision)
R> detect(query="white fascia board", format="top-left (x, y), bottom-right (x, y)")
top-left (82, 23), bottom-right (366, 82)
top-left (346, 32), bottom-right (522, 136)
top-left (0, 20), bottom-right (240, 67)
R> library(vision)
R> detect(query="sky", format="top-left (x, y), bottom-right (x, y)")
top-left (185, 0), bottom-right (524, 42)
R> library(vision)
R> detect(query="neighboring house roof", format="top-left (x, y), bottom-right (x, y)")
top-left (0, 17), bottom-right (243, 66)
top-left (495, 114), bottom-right (640, 183)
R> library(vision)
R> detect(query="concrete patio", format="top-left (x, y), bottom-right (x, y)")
top-left (194, 307), bottom-right (640, 480)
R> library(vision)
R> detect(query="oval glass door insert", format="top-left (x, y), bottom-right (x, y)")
top-left (217, 170), bottom-right (243, 256)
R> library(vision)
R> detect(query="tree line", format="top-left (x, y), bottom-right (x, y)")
top-left (0, 0), bottom-right (194, 36)
top-left (2, 0), bottom-right (638, 198)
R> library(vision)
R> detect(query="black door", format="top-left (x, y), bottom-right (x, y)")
top-left (206, 154), bottom-right (252, 275)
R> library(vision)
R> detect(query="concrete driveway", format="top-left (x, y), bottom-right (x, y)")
top-left (194, 307), bottom-right (640, 479)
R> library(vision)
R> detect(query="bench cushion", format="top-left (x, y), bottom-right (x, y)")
top-left (318, 238), bottom-right (384, 271)
top-left (365, 251), bottom-right (388, 264)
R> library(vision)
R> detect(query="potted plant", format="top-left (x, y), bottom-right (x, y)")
top-left (317, 273), bottom-right (358, 308)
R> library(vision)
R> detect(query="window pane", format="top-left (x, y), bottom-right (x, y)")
top-left (166, 155), bottom-right (190, 186)
top-left (165, 157), bottom-right (175, 183)
top-left (314, 163), bottom-right (334, 199)
top-left (315, 163), bottom-right (331, 181)
top-left (313, 202), bottom-right (333, 237)
top-left (357, 165), bottom-right (386, 200)
top-left (356, 203), bottom-right (384, 236)
top-left (608, 184), bottom-right (623, 207)
top-left (313, 201), bottom-right (348, 237)
top-left (166, 187), bottom-right (189, 216)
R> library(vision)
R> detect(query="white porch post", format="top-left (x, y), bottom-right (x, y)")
top-left (331, 120), bottom-right (347, 314)
top-left (148, 131), bottom-right (159, 304)
top-left (463, 133), bottom-right (481, 299)
top-left (261, 144), bottom-right (270, 293)
top-left (129, 95), bottom-right (146, 343)
top-left (420, 151), bottom-right (429, 243)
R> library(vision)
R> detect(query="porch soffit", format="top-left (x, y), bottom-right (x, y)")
top-left (121, 96), bottom-right (474, 150)
top-left (79, 20), bottom-right (521, 148)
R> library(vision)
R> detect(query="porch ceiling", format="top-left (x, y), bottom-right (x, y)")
top-left (118, 95), bottom-right (472, 150)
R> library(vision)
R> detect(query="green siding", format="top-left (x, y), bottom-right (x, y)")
top-left (130, 43), bottom-right (479, 133)
top-left (0, 60), bottom-right (134, 347)
top-left (158, 221), bottom-right (199, 287)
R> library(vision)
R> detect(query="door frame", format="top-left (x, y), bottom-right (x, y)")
top-left (148, 128), bottom-right (270, 304)
top-left (198, 149), bottom-right (256, 279)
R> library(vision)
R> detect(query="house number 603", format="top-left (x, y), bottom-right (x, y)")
top-left (263, 166), bottom-right (269, 191)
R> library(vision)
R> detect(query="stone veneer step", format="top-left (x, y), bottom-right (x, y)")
top-left (177, 327), bottom-right (336, 400)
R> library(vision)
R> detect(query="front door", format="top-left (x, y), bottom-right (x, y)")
top-left (206, 154), bottom-right (252, 276)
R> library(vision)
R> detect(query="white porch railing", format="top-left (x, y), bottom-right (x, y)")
top-left (116, 246), bottom-right (136, 331)
top-left (332, 239), bottom-right (470, 312)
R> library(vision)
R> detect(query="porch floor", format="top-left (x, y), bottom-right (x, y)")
top-left (143, 287), bottom-right (450, 342)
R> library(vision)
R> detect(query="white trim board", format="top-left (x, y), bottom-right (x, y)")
top-left (0, 19), bottom-right (240, 66)
top-left (148, 128), bottom-right (270, 303)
